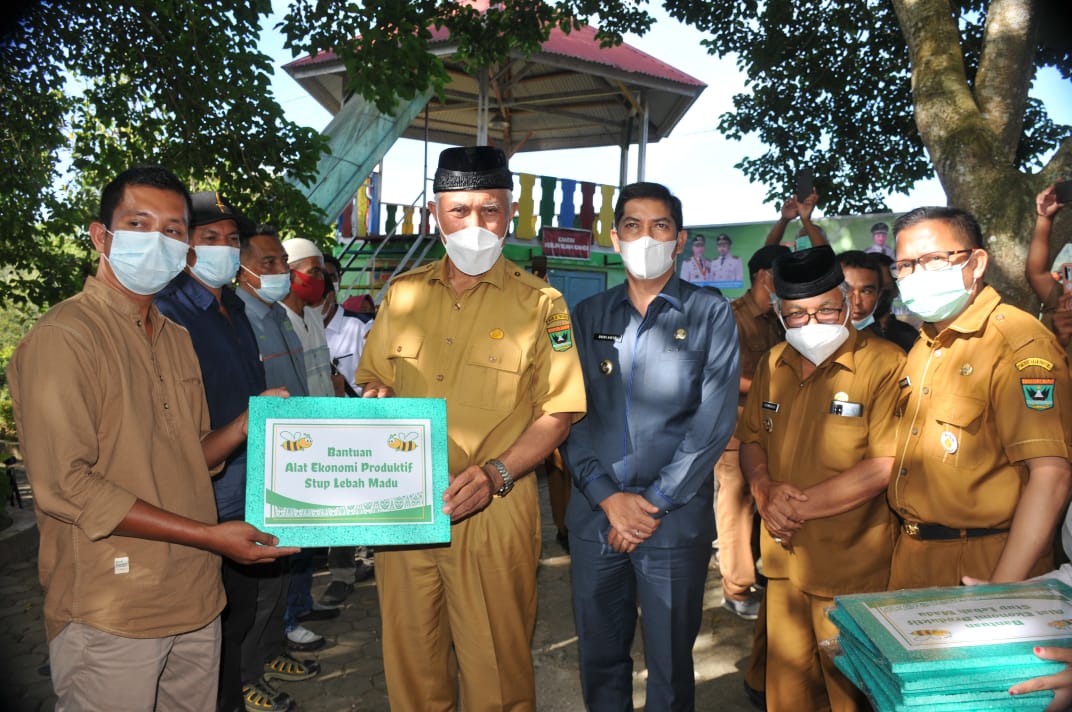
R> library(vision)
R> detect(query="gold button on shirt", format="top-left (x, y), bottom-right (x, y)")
top-left (889, 286), bottom-right (1072, 529)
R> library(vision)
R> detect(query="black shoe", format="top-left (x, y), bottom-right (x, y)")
top-left (353, 559), bottom-right (375, 583)
top-left (296, 600), bottom-right (340, 622)
top-left (318, 580), bottom-right (354, 606)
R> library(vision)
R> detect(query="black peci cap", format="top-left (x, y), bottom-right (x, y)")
top-left (432, 146), bottom-right (513, 193)
top-left (772, 245), bottom-right (844, 300)
top-left (748, 244), bottom-right (791, 275)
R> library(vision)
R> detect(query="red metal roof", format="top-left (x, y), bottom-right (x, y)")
top-left (284, 24), bottom-right (704, 89)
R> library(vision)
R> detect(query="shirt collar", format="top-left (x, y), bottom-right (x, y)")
top-left (236, 285), bottom-right (270, 320)
top-left (84, 275), bottom-right (168, 333)
top-left (429, 254), bottom-right (508, 291)
top-left (941, 284), bottom-right (1000, 338)
top-left (612, 272), bottom-right (686, 313)
top-left (174, 271), bottom-right (218, 311)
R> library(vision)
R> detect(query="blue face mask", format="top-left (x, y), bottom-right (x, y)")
top-left (852, 313), bottom-right (876, 330)
top-left (242, 264), bottom-right (291, 303)
top-left (897, 260), bottom-right (974, 323)
top-left (104, 229), bottom-right (189, 295)
top-left (190, 245), bottom-right (240, 288)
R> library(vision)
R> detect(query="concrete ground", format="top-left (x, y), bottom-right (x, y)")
top-left (2, 470), bottom-right (760, 711)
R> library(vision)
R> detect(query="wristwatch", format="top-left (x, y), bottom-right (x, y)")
top-left (485, 458), bottom-right (514, 497)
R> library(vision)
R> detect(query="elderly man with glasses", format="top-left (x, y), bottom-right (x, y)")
top-left (737, 245), bottom-right (905, 712)
top-left (886, 206), bottom-right (1072, 592)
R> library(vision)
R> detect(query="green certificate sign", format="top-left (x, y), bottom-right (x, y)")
top-left (246, 396), bottom-right (450, 547)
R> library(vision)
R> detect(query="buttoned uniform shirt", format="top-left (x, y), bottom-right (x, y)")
top-left (355, 256), bottom-right (586, 483)
top-left (722, 292), bottom-right (785, 452)
top-left (155, 273), bottom-right (267, 521)
top-left (236, 289), bottom-right (309, 396)
top-left (284, 304), bottom-right (334, 397)
top-left (889, 285), bottom-right (1072, 530)
top-left (325, 307), bottom-right (371, 395)
top-left (709, 255), bottom-right (743, 283)
top-left (736, 328), bottom-right (905, 597)
top-left (680, 257), bottom-right (713, 283)
top-left (7, 277), bottom-right (225, 641)
top-left (561, 274), bottom-right (740, 548)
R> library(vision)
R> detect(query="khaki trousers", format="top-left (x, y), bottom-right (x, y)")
top-left (888, 530), bottom-right (1051, 590)
top-left (50, 617), bottom-right (221, 712)
top-left (715, 448), bottom-right (756, 599)
top-left (376, 478), bottom-right (541, 711)
top-left (765, 580), bottom-right (867, 712)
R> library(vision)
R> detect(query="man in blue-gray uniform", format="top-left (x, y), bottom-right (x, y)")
top-left (561, 182), bottom-right (740, 711)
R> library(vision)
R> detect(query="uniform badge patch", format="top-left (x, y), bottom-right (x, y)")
top-left (674, 328), bottom-right (687, 340)
top-left (761, 401), bottom-right (780, 412)
top-left (489, 328), bottom-right (504, 339)
top-left (547, 323), bottom-right (574, 352)
top-left (599, 359), bottom-right (614, 375)
top-left (1021, 378), bottom-right (1055, 410)
top-left (940, 431), bottom-right (959, 454)
top-left (1016, 357), bottom-right (1054, 371)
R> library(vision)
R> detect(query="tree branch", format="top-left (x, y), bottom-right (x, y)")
top-left (974, 0), bottom-right (1041, 164)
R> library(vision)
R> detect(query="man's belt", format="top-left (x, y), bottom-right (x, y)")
top-left (902, 521), bottom-right (1009, 541)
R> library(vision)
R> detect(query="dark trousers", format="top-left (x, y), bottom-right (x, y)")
top-left (570, 536), bottom-right (711, 712)
top-left (219, 559), bottom-right (260, 712)
top-left (239, 559), bottom-right (289, 683)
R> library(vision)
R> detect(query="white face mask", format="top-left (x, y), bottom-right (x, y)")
top-left (442, 226), bottom-right (504, 276)
top-left (852, 312), bottom-right (876, 330)
top-left (189, 245), bottom-right (240, 288)
top-left (617, 236), bottom-right (678, 280)
top-left (783, 308), bottom-right (851, 366)
top-left (104, 229), bottom-right (189, 295)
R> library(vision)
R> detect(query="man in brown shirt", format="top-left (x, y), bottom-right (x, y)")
top-left (7, 165), bottom-right (295, 711)
top-left (888, 206), bottom-right (1072, 589)
top-left (716, 244), bottom-right (788, 621)
top-left (738, 246), bottom-right (904, 712)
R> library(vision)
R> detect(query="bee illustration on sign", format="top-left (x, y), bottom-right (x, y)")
top-left (909, 629), bottom-right (952, 640)
top-left (1049, 619), bottom-right (1072, 630)
top-left (388, 432), bottom-right (419, 452)
top-left (279, 431), bottom-right (313, 452)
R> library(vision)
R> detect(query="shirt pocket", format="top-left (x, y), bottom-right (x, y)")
top-left (923, 393), bottom-right (986, 470)
top-left (385, 333), bottom-right (424, 394)
top-left (645, 350), bottom-right (704, 410)
top-left (819, 412), bottom-right (869, 473)
top-left (458, 339), bottom-right (523, 412)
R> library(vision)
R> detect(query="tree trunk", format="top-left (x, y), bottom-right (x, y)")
top-left (892, 0), bottom-right (1072, 311)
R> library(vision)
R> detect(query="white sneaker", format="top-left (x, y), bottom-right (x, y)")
top-left (285, 624), bottom-right (325, 651)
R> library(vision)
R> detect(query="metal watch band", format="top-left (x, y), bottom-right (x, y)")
top-left (486, 458), bottom-right (514, 497)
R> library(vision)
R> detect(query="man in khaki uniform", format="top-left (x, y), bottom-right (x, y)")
top-left (888, 206), bottom-right (1072, 588)
top-left (717, 244), bottom-right (789, 624)
top-left (356, 146), bottom-right (586, 710)
top-left (738, 246), bottom-right (905, 712)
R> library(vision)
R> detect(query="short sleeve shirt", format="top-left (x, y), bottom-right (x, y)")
top-left (889, 286), bottom-right (1072, 528)
top-left (736, 328), bottom-right (905, 596)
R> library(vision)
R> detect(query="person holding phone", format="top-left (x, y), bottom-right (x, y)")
top-left (1026, 183), bottom-right (1072, 352)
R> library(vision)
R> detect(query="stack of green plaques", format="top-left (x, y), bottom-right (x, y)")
top-left (829, 579), bottom-right (1072, 711)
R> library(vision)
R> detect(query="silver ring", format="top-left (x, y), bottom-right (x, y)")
top-left (773, 537), bottom-right (783, 544)
top-left (634, 529), bottom-right (641, 538)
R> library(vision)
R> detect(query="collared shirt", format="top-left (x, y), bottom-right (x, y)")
top-left (237, 288), bottom-right (309, 396)
top-left (868, 317), bottom-right (919, 353)
top-left (7, 277), bottom-right (225, 641)
top-left (283, 303), bottom-right (334, 397)
top-left (155, 272), bottom-right (267, 521)
top-left (889, 285), bottom-right (1072, 529)
top-left (732, 291), bottom-right (785, 391)
top-left (356, 257), bottom-right (586, 479)
top-left (324, 307), bottom-right (372, 395)
top-left (561, 274), bottom-right (740, 547)
top-left (737, 328), bottom-right (904, 596)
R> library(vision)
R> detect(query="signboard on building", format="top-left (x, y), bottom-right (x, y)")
top-left (541, 226), bottom-right (592, 259)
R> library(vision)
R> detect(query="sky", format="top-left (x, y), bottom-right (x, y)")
top-left (261, 3), bottom-right (1072, 227)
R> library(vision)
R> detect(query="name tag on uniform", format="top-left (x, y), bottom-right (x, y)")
top-left (830, 400), bottom-right (863, 417)
top-left (761, 401), bottom-right (780, 412)
top-left (899, 377), bottom-right (911, 389)
top-left (594, 333), bottom-right (621, 342)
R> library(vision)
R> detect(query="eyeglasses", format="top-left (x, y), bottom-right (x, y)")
top-left (891, 250), bottom-right (973, 280)
top-left (779, 306), bottom-right (845, 328)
